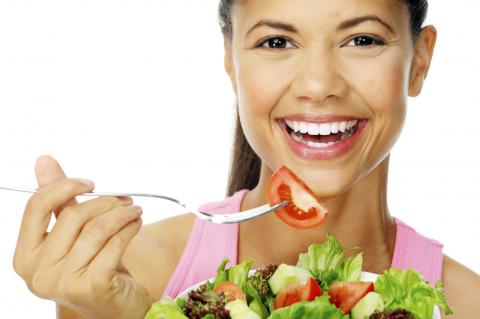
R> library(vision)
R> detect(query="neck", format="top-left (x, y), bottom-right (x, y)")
top-left (239, 157), bottom-right (396, 273)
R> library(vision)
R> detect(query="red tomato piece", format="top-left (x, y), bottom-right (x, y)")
top-left (268, 166), bottom-right (328, 229)
top-left (327, 281), bottom-right (374, 314)
top-left (299, 277), bottom-right (323, 301)
top-left (274, 278), bottom-right (323, 310)
top-left (274, 289), bottom-right (288, 309)
top-left (213, 281), bottom-right (247, 303)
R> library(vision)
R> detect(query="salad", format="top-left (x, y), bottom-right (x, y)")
top-left (145, 166), bottom-right (452, 319)
top-left (145, 235), bottom-right (451, 319)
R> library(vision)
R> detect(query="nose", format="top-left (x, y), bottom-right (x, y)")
top-left (290, 49), bottom-right (348, 104)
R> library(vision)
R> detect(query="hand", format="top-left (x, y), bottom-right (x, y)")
top-left (13, 155), bottom-right (153, 319)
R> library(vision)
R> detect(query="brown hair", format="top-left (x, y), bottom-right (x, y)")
top-left (220, 0), bottom-right (429, 196)
top-left (227, 112), bottom-right (262, 196)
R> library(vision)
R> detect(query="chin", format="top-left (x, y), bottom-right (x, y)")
top-left (298, 169), bottom-right (356, 199)
top-left (311, 182), bottom-right (352, 199)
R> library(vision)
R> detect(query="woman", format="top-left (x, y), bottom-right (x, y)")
top-left (13, 0), bottom-right (480, 318)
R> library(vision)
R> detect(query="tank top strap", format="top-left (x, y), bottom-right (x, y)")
top-left (391, 217), bottom-right (444, 286)
top-left (162, 190), bottom-right (247, 298)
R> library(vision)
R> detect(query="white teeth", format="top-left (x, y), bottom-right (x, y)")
top-left (307, 123), bottom-right (320, 135)
top-left (306, 140), bottom-right (335, 148)
top-left (299, 122), bottom-right (309, 134)
top-left (319, 123), bottom-right (331, 135)
top-left (330, 122), bottom-right (339, 134)
top-left (290, 131), bottom-right (337, 148)
top-left (285, 119), bottom-right (359, 135)
top-left (293, 121), bottom-right (300, 133)
top-left (346, 120), bottom-right (358, 129)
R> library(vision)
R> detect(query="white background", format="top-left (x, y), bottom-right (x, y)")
top-left (1, 0), bottom-right (479, 317)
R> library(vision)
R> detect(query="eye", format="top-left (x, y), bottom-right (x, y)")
top-left (344, 35), bottom-right (385, 47)
top-left (256, 36), bottom-right (295, 49)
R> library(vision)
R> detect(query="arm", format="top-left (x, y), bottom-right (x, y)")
top-left (442, 254), bottom-right (480, 318)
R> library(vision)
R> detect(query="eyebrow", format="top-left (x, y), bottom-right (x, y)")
top-left (245, 15), bottom-right (395, 39)
top-left (245, 20), bottom-right (298, 38)
top-left (337, 15), bottom-right (395, 34)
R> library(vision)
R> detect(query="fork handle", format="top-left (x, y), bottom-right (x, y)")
top-left (0, 186), bottom-right (186, 208)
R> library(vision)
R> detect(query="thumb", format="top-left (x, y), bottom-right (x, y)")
top-left (34, 154), bottom-right (80, 216)
top-left (35, 154), bottom-right (68, 187)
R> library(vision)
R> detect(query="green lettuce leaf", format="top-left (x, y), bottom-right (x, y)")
top-left (374, 268), bottom-right (453, 319)
top-left (340, 253), bottom-right (363, 282)
top-left (213, 258), bottom-right (230, 289)
top-left (175, 297), bottom-right (186, 311)
top-left (228, 258), bottom-right (254, 291)
top-left (145, 296), bottom-right (188, 319)
top-left (267, 295), bottom-right (348, 319)
top-left (296, 234), bottom-right (362, 289)
top-left (266, 295), bottom-right (275, 314)
top-left (433, 281), bottom-right (453, 315)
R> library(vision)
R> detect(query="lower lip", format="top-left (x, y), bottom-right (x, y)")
top-left (279, 120), bottom-right (368, 160)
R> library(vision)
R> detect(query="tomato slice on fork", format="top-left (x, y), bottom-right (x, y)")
top-left (268, 166), bottom-right (328, 229)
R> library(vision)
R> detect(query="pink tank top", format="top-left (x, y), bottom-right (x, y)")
top-left (163, 190), bottom-right (443, 298)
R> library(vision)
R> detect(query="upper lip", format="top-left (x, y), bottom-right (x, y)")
top-left (277, 114), bottom-right (366, 123)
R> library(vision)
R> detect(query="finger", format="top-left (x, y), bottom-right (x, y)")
top-left (40, 196), bottom-right (133, 264)
top-left (89, 217), bottom-right (143, 275)
top-left (63, 205), bottom-right (143, 272)
top-left (17, 178), bottom-right (95, 251)
top-left (35, 155), bottom-right (68, 187)
top-left (35, 155), bottom-right (79, 216)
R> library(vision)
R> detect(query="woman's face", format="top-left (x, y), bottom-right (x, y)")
top-left (224, 0), bottom-right (434, 197)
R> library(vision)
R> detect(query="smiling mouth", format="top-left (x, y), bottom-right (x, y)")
top-left (283, 119), bottom-right (362, 148)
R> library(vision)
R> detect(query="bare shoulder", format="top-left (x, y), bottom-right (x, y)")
top-left (122, 213), bottom-right (196, 300)
top-left (442, 254), bottom-right (480, 318)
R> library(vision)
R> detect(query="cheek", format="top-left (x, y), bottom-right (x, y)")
top-left (343, 50), bottom-right (409, 135)
top-left (369, 61), bottom-right (408, 142)
top-left (367, 64), bottom-right (408, 116)
top-left (351, 56), bottom-right (409, 169)
top-left (348, 52), bottom-right (409, 115)
top-left (324, 51), bottom-right (410, 184)
top-left (234, 53), bottom-right (295, 154)
top-left (235, 54), bottom-right (293, 115)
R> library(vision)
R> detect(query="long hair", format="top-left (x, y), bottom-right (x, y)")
top-left (227, 107), bottom-right (261, 196)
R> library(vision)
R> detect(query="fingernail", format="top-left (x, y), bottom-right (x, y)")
top-left (129, 205), bottom-right (143, 215)
top-left (118, 196), bottom-right (133, 204)
top-left (76, 178), bottom-right (95, 188)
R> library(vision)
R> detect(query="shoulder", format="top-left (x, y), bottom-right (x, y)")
top-left (122, 213), bottom-right (196, 300)
top-left (442, 254), bottom-right (480, 318)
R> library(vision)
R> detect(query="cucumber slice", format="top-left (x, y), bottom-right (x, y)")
top-left (225, 300), bottom-right (261, 319)
top-left (350, 292), bottom-right (385, 319)
top-left (267, 264), bottom-right (312, 295)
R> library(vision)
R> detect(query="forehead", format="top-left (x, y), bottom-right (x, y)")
top-left (232, 0), bottom-right (408, 33)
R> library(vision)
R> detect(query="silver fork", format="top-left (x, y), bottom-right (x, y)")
top-left (0, 186), bottom-right (288, 224)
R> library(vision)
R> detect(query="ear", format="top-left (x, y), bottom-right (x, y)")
top-left (408, 25), bottom-right (437, 97)
top-left (224, 38), bottom-right (238, 95)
